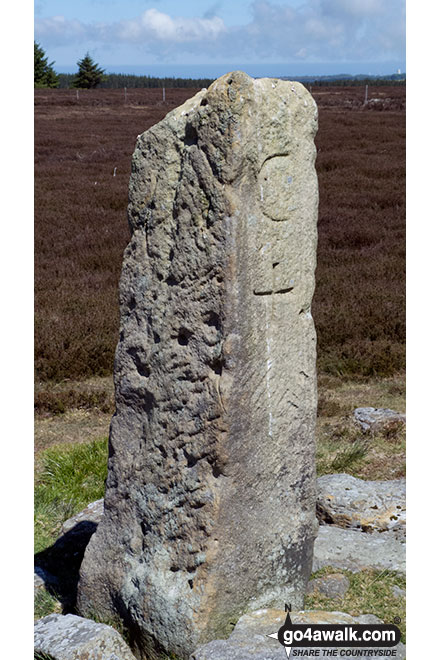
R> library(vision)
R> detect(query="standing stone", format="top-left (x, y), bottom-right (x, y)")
top-left (77, 71), bottom-right (319, 659)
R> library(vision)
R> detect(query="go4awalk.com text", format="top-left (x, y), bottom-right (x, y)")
top-left (267, 612), bottom-right (401, 658)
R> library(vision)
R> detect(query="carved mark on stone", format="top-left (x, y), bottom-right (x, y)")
top-left (258, 152), bottom-right (290, 174)
top-left (258, 153), bottom-right (295, 222)
top-left (253, 283), bottom-right (293, 296)
top-left (253, 248), bottom-right (295, 296)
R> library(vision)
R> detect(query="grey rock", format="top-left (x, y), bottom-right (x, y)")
top-left (34, 613), bottom-right (137, 660)
top-left (78, 71), bottom-right (319, 659)
top-left (316, 473), bottom-right (406, 536)
top-left (353, 407), bottom-right (406, 433)
top-left (191, 609), bottom-right (406, 659)
top-left (392, 585), bottom-right (406, 599)
top-left (313, 526), bottom-right (405, 574)
top-left (34, 503), bottom-right (103, 611)
top-left (34, 570), bottom-right (46, 592)
top-left (354, 614), bottom-right (383, 624)
top-left (61, 498), bottom-right (104, 535)
top-left (307, 573), bottom-right (350, 599)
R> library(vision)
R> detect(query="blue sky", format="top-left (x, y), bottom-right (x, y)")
top-left (34, 0), bottom-right (406, 77)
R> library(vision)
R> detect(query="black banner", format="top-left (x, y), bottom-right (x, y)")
top-left (276, 614), bottom-right (401, 648)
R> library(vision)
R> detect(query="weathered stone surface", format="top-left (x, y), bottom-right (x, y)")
top-left (34, 613), bottom-right (137, 660)
top-left (313, 526), bottom-right (405, 574)
top-left (353, 407), bottom-right (406, 433)
top-left (77, 71), bottom-right (319, 659)
top-left (191, 609), bottom-right (406, 659)
top-left (61, 498), bottom-right (104, 535)
top-left (306, 573), bottom-right (350, 599)
top-left (316, 473), bottom-right (406, 535)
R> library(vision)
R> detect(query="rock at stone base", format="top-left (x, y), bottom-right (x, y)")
top-left (313, 526), bottom-right (405, 574)
top-left (353, 407), bottom-right (405, 433)
top-left (61, 499), bottom-right (104, 535)
top-left (191, 609), bottom-right (406, 659)
top-left (34, 512), bottom-right (101, 611)
top-left (34, 613), bottom-right (137, 660)
top-left (306, 573), bottom-right (350, 599)
top-left (392, 585), bottom-right (406, 599)
top-left (34, 566), bottom-right (59, 595)
top-left (316, 473), bottom-right (406, 536)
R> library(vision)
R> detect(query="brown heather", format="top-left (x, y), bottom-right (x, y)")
top-left (35, 85), bottom-right (405, 382)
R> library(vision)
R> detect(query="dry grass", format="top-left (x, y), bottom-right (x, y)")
top-left (34, 409), bottom-right (112, 463)
top-left (34, 408), bottom-right (112, 458)
top-left (317, 373), bottom-right (406, 416)
top-left (316, 373), bottom-right (405, 479)
top-left (305, 567), bottom-right (406, 642)
top-left (35, 375), bottom-right (114, 416)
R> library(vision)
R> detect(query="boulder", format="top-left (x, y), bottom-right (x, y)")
top-left (34, 613), bottom-right (137, 660)
top-left (34, 506), bottom-right (102, 610)
top-left (61, 498), bottom-right (104, 535)
top-left (34, 566), bottom-right (59, 595)
top-left (313, 526), bottom-right (405, 574)
top-left (316, 473), bottom-right (406, 536)
top-left (77, 70), bottom-right (319, 659)
top-left (353, 407), bottom-right (405, 433)
top-left (392, 585), bottom-right (406, 599)
top-left (191, 608), bottom-right (406, 659)
top-left (306, 573), bottom-right (350, 599)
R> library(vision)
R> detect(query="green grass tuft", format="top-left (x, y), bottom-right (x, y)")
top-left (329, 438), bottom-right (370, 472)
top-left (34, 437), bottom-right (108, 553)
top-left (34, 588), bottom-right (62, 620)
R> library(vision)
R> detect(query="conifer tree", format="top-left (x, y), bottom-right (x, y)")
top-left (71, 53), bottom-right (107, 89)
top-left (34, 42), bottom-right (59, 88)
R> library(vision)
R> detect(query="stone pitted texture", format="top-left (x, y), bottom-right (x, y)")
top-left (316, 473), bottom-right (406, 535)
top-left (77, 71), bottom-right (319, 659)
top-left (34, 614), bottom-right (137, 660)
top-left (353, 407), bottom-right (406, 433)
top-left (313, 526), bottom-right (405, 574)
top-left (191, 609), bottom-right (406, 659)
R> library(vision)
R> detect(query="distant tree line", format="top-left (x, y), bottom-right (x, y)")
top-left (57, 72), bottom-right (215, 89)
top-left (35, 43), bottom-right (215, 90)
top-left (35, 43), bottom-right (405, 90)
top-left (297, 77), bottom-right (405, 87)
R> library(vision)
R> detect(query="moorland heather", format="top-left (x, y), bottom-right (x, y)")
top-left (35, 85), bottom-right (405, 382)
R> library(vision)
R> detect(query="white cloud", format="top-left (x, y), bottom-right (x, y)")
top-left (34, 1), bottom-right (405, 64)
top-left (132, 8), bottom-right (226, 42)
top-left (36, 8), bottom-right (226, 48)
top-left (35, 15), bottom-right (88, 44)
top-left (236, 0), bottom-right (405, 62)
